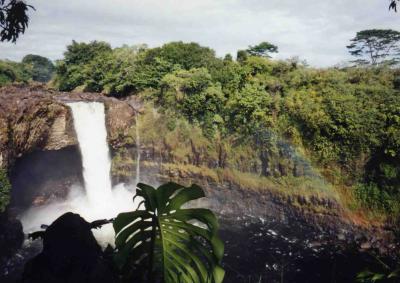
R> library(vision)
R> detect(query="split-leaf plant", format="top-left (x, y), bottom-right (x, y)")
top-left (113, 182), bottom-right (225, 283)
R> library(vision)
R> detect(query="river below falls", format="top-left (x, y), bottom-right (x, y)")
top-left (1, 215), bottom-right (387, 283)
top-left (219, 216), bottom-right (378, 283)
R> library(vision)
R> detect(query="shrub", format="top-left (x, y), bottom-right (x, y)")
top-left (354, 182), bottom-right (398, 213)
top-left (0, 169), bottom-right (11, 212)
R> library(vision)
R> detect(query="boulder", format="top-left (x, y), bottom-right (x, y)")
top-left (22, 212), bottom-right (115, 283)
top-left (0, 212), bottom-right (24, 266)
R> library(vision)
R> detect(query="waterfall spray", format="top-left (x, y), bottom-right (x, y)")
top-left (20, 101), bottom-right (141, 246)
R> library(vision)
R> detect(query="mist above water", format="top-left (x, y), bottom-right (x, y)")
top-left (19, 102), bottom-right (141, 246)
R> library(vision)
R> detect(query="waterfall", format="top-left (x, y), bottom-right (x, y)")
top-left (20, 101), bottom-right (140, 246)
top-left (68, 102), bottom-right (113, 208)
top-left (135, 114), bottom-right (141, 185)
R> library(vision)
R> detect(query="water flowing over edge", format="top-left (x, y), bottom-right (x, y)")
top-left (19, 102), bottom-right (140, 246)
top-left (68, 102), bottom-right (113, 209)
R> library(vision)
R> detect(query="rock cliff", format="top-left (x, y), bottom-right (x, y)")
top-left (0, 85), bottom-right (136, 169)
top-left (1, 85), bottom-right (396, 257)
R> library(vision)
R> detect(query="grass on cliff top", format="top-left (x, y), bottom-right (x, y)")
top-left (143, 161), bottom-right (339, 202)
top-left (142, 161), bottom-right (391, 226)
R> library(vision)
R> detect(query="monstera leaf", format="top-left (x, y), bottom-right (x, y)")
top-left (357, 268), bottom-right (400, 282)
top-left (113, 182), bottom-right (225, 283)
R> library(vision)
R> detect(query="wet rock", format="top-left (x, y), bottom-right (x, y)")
top-left (22, 212), bottom-right (115, 283)
top-left (0, 85), bottom-right (135, 170)
top-left (10, 146), bottom-right (84, 209)
top-left (56, 91), bottom-right (136, 149)
top-left (297, 196), bottom-right (307, 205)
top-left (0, 212), bottom-right (24, 265)
top-left (360, 242), bottom-right (372, 250)
top-left (310, 195), bottom-right (319, 206)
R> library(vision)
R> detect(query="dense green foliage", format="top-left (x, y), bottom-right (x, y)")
top-left (113, 182), bottom-right (224, 283)
top-left (4, 39), bottom-right (397, 217)
top-left (0, 169), bottom-right (11, 212)
top-left (0, 59), bottom-right (31, 86)
top-left (0, 54), bottom-right (54, 86)
top-left (54, 41), bottom-right (219, 96)
top-left (357, 264), bottom-right (399, 282)
top-left (22, 54), bottom-right (54, 82)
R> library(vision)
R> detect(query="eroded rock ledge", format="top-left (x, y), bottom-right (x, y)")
top-left (0, 85), bottom-right (136, 169)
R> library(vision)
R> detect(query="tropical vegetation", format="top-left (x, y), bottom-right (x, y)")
top-left (43, 39), bottom-right (400, 221)
top-left (1, 37), bottom-right (400, 221)
top-left (0, 54), bottom-right (55, 86)
top-left (113, 182), bottom-right (224, 283)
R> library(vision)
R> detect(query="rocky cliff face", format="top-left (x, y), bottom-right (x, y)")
top-left (135, 162), bottom-right (397, 256)
top-left (1, 85), bottom-right (396, 257)
top-left (0, 85), bottom-right (136, 170)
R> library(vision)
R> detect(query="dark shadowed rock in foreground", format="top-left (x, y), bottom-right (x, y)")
top-left (22, 212), bottom-right (115, 283)
top-left (0, 212), bottom-right (24, 266)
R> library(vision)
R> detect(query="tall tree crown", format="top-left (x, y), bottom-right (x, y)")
top-left (246, 41), bottom-right (279, 58)
top-left (347, 29), bottom-right (400, 66)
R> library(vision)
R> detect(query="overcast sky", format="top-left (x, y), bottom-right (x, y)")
top-left (1, 0), bottom-right (400, 67)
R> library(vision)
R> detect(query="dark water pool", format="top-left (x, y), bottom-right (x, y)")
top-left (220, 216), bottom-right (383, 283)
top-left (0, 216), bottom-right (392, 283)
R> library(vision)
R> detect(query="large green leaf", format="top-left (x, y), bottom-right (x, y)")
top-left (113, 182), bottom-right (225, 283)
top-left (357, 268), bottom-right (400, 283)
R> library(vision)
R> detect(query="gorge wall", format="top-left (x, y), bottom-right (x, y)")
top-left (0, 85), bottom-right (136, 170)
top-left (0, 85), bottom-right (395, 256)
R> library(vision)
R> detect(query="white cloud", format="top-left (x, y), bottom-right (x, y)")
top-left (1, 0), bottom-right (400, 67)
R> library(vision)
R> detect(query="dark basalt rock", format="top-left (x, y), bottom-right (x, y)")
top-left (0, 211), bottom-right (24, 265)
top-left (22, 212), bottom-right (115, 283)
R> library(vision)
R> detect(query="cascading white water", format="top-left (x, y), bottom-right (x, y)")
top-left (135, 114), bottom-right (141, 185)
top-left (20, 101), bottom-right (142, 246)
top-left (68, 102), bottom-right (113, 208)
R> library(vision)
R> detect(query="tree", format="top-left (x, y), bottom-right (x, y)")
top-left (390, 0), bottom-right (399, 12)
top-left (246, 41), bottom-right (278, 58)
top-left (145, 41), bottom-right (218, 70)
top-left (63, 40), bottom-right (112, 65)
top-left (347, 29), bottom-right (400, 66)
top-left (0, 0), bottom-right (34, 42)
top-left (22, 54), bottom-right (55, 82)
top-left (160, 68), bottom-right (225, 136)
top-left (0, 59), bottom-right (31, 86)
top-left (236, 50), bottom-right (248, 63)
top-left (223, 54), bottom-right (233, 62)
top-left (55, 40), bottom-right (113, 91)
